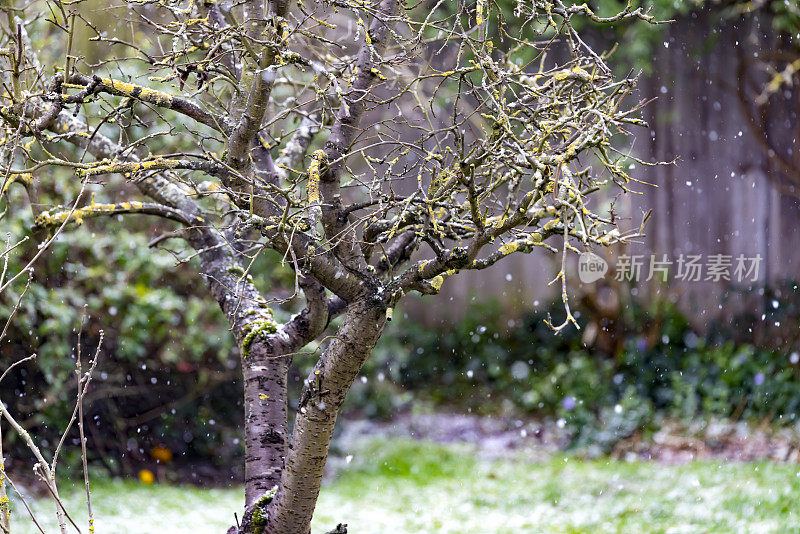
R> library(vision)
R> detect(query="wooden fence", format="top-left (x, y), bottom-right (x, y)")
top-left (411, 13), bottom-right (800, 326)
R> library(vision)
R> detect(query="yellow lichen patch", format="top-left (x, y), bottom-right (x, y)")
top-left (311, 15), bottom-right (335, 29)
top-left (1, 172), bottom-right (33, 193)
top-left (101, 78), bottom-right (136, 94)
top-left (34, 210), bottom-right (71, 227)
top-left (553, 65), bottom-right (592, 83)
top-left (35, 201), bottom-right (145, 228)
top-left (358, 17), bottom-right (371, 44)
top-left (543, 219), bottom-right (560, 231)
top-left (499, 241), bottom-right (519, 256)
top-left (429, 275), bottom-right (444, 291)
top-left (487, 214), bottom-right (508, 230)
top-left (138, 87), bottom-right (174, 107)
top-left (101, 78), bottom-right (174, 107)
top-left (79, 158), bottom-right (181, 177)
top-left (307, 150), bottom-right (326, 203)
top-left (476, 0), bottom-right (486, 25)
top-left (527, 233), bottom-right (543, 244)
top-left (572, 65), bottom-right (589, 76)
top-left (168, 16), bottom-right (209, 28)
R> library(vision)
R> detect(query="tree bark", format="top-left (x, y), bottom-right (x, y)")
top-left (236, 276), bottom-right (330, 532)
top-left (188, 241), bottom-right (288, 507)
top-left (243, 352), bottom-right (289, 505)
top-left (265, 299), bottom-right (386, 534)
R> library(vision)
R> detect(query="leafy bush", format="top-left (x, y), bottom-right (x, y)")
top-left (0, 182), bottom-right (281, 475)
top-left (362, 292), bottom-right (800, 453)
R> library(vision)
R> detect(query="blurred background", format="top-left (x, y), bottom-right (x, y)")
top-left (3, 1), bottom-right (800, 532)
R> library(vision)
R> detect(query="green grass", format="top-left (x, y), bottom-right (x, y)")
top-left (10, 439), bottom-right (800, 533)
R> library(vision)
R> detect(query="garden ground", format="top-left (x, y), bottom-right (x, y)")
top-left (12, 436), bottom-right (800, 533)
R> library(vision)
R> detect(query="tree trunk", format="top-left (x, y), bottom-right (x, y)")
top-left (265, 299), bottom-right (386, 534)
top-left (234, 277), bottom-right (329, 534)
top-left (190, 241), bottom-right (291, 510)
top-left (242, 352), bottom-right (289, 506)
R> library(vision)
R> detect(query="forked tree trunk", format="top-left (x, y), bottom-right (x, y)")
top-left (233, 277), bottom-right (329, 533)
top-left (265, 299), bottom-right (387, 534)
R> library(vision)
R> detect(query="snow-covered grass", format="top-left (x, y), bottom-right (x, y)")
top-left (11, 439), bottom-right (800, 533)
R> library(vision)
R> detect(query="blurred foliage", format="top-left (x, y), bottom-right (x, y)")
top-left (713, 280), bottom-right (800, 351)
top-left (359, 289), bottom-right (800, 454)
top-left (0, 176), bottom-right (286, 477)
top-left (4, 172), bottom-right (800, 467)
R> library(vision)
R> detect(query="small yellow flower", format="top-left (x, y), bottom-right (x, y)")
top-left (138, 469), bottom-right (155, 484)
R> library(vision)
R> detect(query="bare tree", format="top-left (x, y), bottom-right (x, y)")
top-left (1, 0), bottom-right (660, 531)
